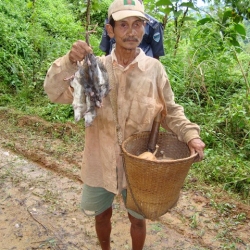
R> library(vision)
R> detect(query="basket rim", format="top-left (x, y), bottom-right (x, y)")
top-left (121, 131), bottom-right (198, 163)
top-left (122, 148), bottom-right (198, 163)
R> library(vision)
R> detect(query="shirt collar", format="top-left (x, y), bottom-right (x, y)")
top-left (111, 48), bottom-right (147, 72)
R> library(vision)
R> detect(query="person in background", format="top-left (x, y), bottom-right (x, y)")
top-left (44, 0), bottom-right (205, 249)
top-left (99, 0), bottom-right (165, 60)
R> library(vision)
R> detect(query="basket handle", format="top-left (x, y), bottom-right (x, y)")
top-left (147, 113), bottom-right (161, 153)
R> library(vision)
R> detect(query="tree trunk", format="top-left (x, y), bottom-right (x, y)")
top-left (86, 0), bottom-right (91, 45)
top-left (162, 13), bottom-right (168, 30)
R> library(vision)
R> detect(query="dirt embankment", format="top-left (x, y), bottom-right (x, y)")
top-left (0, 108), bottom-right (249, 250)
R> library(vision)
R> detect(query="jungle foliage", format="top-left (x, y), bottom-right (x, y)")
top-left (0, 0), bottom-right (249, 201)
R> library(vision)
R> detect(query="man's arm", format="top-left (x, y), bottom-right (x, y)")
top-left (157, 64), bottom-right (205, 161)
top-left (151, 23), bottom-right (165, 58)
top-left (145, 14), bottom-right (165, 58)
top-left (44, 40), bottom-right (92, 103)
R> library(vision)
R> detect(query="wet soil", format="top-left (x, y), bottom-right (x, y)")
top-left (0, 108), bottom-right (249, 250)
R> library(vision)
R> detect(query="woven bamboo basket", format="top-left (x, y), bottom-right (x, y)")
top-left (121, 131), bottom-right (198, 221)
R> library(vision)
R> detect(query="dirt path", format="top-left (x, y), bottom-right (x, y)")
top-left (0, 108), bottom-right (249, 249)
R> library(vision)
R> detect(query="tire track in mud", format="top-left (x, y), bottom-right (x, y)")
top-left (0, 108), bottom-right (84, 183)
top-left (0, 108), bottom-right (250, 249)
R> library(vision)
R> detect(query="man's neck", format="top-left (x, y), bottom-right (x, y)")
top-left (115, 48), bottom-right (139, 67)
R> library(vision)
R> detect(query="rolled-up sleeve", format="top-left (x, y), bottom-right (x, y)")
top-left (44, 52), bottom-right (77, 104)
top-left (160, 70), bottom-right (200, 143)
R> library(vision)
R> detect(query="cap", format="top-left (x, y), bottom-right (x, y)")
top-left (108, 0), bottom-right (149, 22)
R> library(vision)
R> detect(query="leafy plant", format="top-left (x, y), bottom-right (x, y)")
top-left (0, 0), bottom-right (250, 201)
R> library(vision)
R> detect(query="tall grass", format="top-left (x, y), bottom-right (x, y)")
top-left (0, 0), bottom-right (249, 202)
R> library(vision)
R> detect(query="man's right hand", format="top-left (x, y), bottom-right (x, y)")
top-left (69, 40), bottom-right (93, 65)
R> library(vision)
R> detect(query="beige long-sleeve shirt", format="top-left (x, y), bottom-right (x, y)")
top-left (44, 48), bottom-right (200, 194)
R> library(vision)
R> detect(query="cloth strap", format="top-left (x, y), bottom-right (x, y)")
top-left (105, 56), bottom-right (146, 218)
top-left (105, 55), bottom-right (123, 146)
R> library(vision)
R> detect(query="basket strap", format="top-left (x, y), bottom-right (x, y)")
top-left (105, 55), bottom-right (123, 146)
top-left (121, 156), bottom-right (147, 218)
top-left (105, 56), bottom-right (147, 218)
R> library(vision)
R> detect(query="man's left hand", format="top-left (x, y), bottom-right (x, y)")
top-left (188, 138), bottom-right (205, 162)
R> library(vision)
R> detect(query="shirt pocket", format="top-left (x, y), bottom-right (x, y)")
top-left (126, 95), bottom-right (156, 128)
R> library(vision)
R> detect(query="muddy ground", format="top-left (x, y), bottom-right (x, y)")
top-left (0, 108), bottom-right (249, 250)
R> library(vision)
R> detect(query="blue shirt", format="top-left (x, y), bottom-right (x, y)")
top-left (99, 14), bottom-right (165, 58)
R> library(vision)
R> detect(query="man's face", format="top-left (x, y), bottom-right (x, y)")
top-left (107, 16), bottom-right (145, 50)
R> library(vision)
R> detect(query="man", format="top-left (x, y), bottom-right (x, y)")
top-left (99, 0), bottom-right (165, 59)
top-left (44, 0), bottom-right (205, 249)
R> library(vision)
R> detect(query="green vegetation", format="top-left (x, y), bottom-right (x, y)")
top-left (0, 0), bottom-right (249, 203)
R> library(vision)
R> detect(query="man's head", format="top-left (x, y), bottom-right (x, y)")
top-left (108, 0), bottom-right (148, 22)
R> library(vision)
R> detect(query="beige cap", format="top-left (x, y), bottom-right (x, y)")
top-left (108, 0), bottom-right (149, 22)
